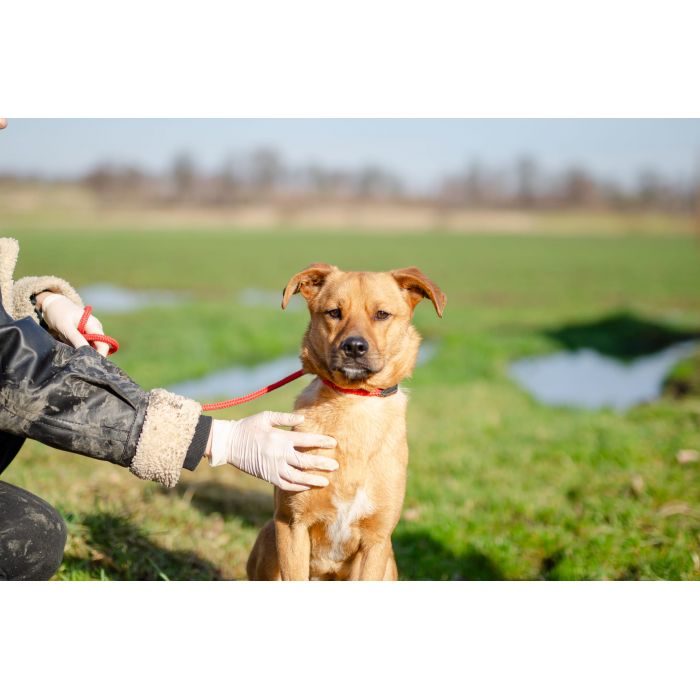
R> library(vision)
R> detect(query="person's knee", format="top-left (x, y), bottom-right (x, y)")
top-left (24, 505), bottom-right (67, 580)
top-left (0, 489), bottom-right (67, 581)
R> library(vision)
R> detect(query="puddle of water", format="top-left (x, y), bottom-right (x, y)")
top-left (238, 288), bottom-right (304, 311)
top-left (416, 340), bottom-right (438, 366)
top-left (508, 341), bottom-right (698, 411)
top-left (169, 341), bottom-right (439, 401)
top-left (79, 284), bottom-right (188, 313)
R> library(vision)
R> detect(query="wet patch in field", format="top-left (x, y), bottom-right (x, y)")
top-left (238, 288), bottom-right (304, 311)
top-left (509, 341), bottom-right (698, 411)
top-left (79, 284), bottom-right (188, 313)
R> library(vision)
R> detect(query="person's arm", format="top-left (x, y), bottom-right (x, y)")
top-left (0, 300), bottom-right (338, 489)
top-left (0, 285), bottom-right (210, 486)
top-left (0, 236), bottom-right (338, 489)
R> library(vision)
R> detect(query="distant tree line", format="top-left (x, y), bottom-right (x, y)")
top-left (1, 148), bottom-right (698, 214)
top-left (438, 157), bottom-right (698, 213)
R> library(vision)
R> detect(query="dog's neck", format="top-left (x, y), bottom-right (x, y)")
top-left (295, 376), bottom-right (408, 424)
top-left (319, 376), bottom-right (399, 398)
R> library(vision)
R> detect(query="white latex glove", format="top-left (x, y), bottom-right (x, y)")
top-left (39, 293), bottom-right (110, 358)
top-left (209, 412), bottom-right (339, 492)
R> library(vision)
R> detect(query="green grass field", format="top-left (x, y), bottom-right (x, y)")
top-left (5, 228), bottom-right (700, 580)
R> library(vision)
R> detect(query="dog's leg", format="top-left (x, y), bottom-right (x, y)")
top-left (383, 549), bottom-right (398, 581)
top-left (247, 520), bottom-right (281, 580)
top-left (346, 551), bottom-right (363, 580)
top-left (275, 518), bottom-right (311, 581)
top-left (357, 538), bottom-right (393, 580)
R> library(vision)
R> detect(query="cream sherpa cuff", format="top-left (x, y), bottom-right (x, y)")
top-left (130, 389), bottom-right (202, 488)
top-left (12, 275), bottom-right (84, 322)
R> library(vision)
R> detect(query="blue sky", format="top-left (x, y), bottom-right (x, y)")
top-left (2, 119), bottom-right (699, 189)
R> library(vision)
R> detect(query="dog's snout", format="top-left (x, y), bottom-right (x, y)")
top-left (341, 336), bottom-right (369, 358)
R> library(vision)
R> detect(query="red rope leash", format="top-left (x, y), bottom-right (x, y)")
top-left (201, 371), bottom-right (397, 411)
top-left (78, 306), bottom-right (120, 356)
top-left (201, 368), bottom-right (307, 411)
top-left (76, 312), bottom-right (396, 410)
top-left (78, 306), bottom-right (304, 409)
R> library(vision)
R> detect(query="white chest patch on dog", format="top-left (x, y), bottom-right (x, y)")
top-left (327, 488), bottom-right (374, 561)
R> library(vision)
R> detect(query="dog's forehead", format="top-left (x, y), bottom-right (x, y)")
top-left (323, 271), bottom-right (403, 304)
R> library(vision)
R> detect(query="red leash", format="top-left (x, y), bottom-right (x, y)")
top-left (201, 369), bottom-right (307, 411)
top-left (78, 312), bottom-right (396, 410)
top-left (78, 306), bottom-right (305, 409)
top-left (78, 306), bottom-right (120, 356)
top-left (200, 372), bottom-right (398, 411)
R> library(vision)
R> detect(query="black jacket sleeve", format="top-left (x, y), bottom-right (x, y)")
top-left (0, 289), bottom-right (210, 485)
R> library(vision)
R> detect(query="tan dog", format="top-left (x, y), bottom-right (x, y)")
top-left (246, 263), bottom-right (446, 580)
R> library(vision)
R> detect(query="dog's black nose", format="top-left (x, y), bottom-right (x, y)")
top-left (341, 336), bottom-right (369, 358)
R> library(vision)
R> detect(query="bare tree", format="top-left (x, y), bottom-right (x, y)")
top-left (171, 153), bottom-right (197, 202)
top-left (515, 156), bottom-right (539, 208)
top-left (247, 148), bottom-right (284, 195)
top-left (354, 165), bottom-right (403, 200)
top-left (695, 171), bottom-right (700, 244)
top-left (559, 167), bottom-right (599, 209)
top-left (212, 157), bottom-right (240, 205)
top-left (82, 163), bottom-right (149, 204)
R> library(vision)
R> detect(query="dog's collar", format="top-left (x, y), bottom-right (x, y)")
top-left (320, 377), bottom-right (398, 398)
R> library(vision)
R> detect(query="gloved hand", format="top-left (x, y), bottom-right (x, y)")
top-left (208, 412), bottom-right (339, 492)
top-left (38, 292), bottom-right (110, 358)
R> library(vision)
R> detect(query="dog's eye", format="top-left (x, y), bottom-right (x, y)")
top-left (375, 310), bottom-right (391, 321)
top-left (325, 309), bottom-right (342, 320)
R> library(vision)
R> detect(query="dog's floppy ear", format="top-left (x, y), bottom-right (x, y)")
top-left (282, 263), bottom-right (337, 309)
top-left (391, 267), bottom-right (446, 317)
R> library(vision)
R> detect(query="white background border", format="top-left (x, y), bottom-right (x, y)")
top-left (4, 582), bottom-right (699, 698)
top-left (2, 0), bottom-right (700, 116)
